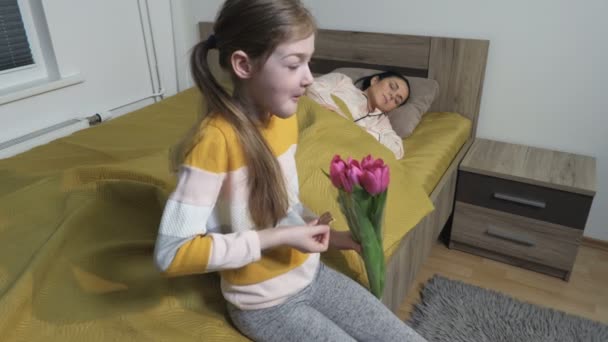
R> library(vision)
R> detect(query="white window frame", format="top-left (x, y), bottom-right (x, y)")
top-left (0, 0), bottom-right (83, 105)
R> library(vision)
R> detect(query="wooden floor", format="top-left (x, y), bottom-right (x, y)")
top-left (397, 241), bottom-right (608, 324)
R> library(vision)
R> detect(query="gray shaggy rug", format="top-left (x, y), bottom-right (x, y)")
top-left (409, 276), bottom-right (608, 342)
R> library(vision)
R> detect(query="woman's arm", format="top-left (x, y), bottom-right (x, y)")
top-left (305, 73), bottom-right (353, 115)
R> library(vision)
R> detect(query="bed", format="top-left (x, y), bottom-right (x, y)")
top-left (0, 25), bottom-right (488, 340)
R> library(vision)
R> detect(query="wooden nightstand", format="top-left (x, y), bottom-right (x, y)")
top-left (450, 138), bottom-right (596, 280)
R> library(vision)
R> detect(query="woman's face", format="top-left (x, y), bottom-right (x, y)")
top-left (366, 76), bottom-right (410, 113)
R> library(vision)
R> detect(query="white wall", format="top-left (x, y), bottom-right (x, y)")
top-left (178, 0), bottom-right (607, 240)
top-left (0, 0), bottom-right (177, 144)
top-left (147, 0), bottom-right (178, 98)
top-left (170, 0), bottom-right (202, 92)
top-left (171, 0), bottom-right (225, 91)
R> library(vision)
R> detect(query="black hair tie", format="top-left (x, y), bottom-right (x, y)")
top-left (206, 34), bottom-right (218, 49)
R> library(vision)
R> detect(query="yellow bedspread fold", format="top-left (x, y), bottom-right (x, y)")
top-left (401, 112), bottom-right (472, 194)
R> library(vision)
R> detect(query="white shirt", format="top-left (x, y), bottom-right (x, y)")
top-left (305, 73), bottom-right (405, 159)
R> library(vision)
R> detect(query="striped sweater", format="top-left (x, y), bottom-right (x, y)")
top-left (154, 113), bottom-right (319, 310)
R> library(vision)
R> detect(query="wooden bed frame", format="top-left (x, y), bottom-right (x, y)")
top-left (199, 22), bottom-right (489, 313)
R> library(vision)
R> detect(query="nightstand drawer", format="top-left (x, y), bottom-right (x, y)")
top-left (451, 201), bottom-right (582, 270)
top-left (456, 171), bottom-right (593, 230)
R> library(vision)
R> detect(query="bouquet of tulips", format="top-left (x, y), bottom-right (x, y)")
top-left (325, 155), bottom-right (389, 298)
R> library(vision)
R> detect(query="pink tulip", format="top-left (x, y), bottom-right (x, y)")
top-left (361, 155), bottom-right (384, 170)
top-left (329, 155), bottom-right (346, 188)
top-left (329, 155), bottom-right (389, 194)
top-left (329, 155), bottom-right (354, 192)
top-left (358, 156), bottom-right (390, 195)
top-left (346, 158), bottom-right (363, 188)
top-left (361, 155), bottom-right (374, 170)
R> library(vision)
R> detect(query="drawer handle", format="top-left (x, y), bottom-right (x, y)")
top-left (485, 226), bottom-right (536, 247)
top-left (493, 192), bottom-right (546, 209)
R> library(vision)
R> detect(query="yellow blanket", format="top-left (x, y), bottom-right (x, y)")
top-left (0, 90), bottom-right (432, 341)
top-left (400, 112), bottom-right (472, 194)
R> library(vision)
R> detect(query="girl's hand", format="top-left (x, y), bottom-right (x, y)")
top-left (329, 230), bottom-right (361, 253)
top-left (258, 220), bottom-right (330, 253)
top-left (286, 219), bottom-right (330, 253)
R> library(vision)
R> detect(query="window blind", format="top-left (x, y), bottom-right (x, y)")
top-left (0, 0), bottom-right (34, 72)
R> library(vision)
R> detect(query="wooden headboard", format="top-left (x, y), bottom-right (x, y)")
top-left (199, 22), bottom-right (489, 138)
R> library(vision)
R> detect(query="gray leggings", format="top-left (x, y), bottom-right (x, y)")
top-left (227, 263), bottom-right (427, 342)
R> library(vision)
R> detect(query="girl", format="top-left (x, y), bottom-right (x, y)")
top-left (306, 71), bottom-right (410, 159)
top-left (154, 1), bottom-right (426, 341)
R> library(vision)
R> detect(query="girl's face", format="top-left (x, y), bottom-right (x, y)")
top-left (366, 76), bottom-right (410, 113)
top-left (249, 34), bottom-right (315, 118)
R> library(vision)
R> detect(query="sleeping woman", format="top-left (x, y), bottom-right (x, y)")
top-left (305, 71), bottom-right (410, 159)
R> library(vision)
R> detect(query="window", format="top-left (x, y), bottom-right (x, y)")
top-left (0, 0), bottom-right (82, 105)
top-left (0, 0), bottom-right (35, 73)
top-left (0, 0), bottom-right (49, 91)
top-left (1, 0), bottom-right (51, 92)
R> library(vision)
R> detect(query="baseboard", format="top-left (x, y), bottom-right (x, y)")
top-left (581, 237), bottom-right (608, 252)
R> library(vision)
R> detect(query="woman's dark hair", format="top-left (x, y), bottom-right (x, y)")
top-left (355, 71), bottom-right (411, 106)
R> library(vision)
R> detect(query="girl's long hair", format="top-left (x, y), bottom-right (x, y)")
top-left (170, 0), bottom-right (316, 228)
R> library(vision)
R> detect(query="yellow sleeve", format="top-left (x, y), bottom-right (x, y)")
top-left (162, 235), bottom-right (214, 277)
